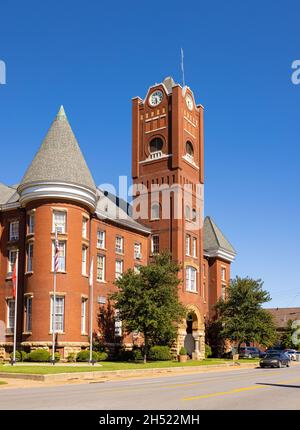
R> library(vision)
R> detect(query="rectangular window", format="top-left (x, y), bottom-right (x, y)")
top-left (192, 237), bottom-right (197, 257)
top-left (185, 234), bottom-right (191, 256)
top-left (134, 242), bottom-right (142, 259)
top-left (221, 267), bottom-right (226, 282)
top-left (203, 263), bottom-right (206, 278)
top-left (25, 296), bottom-right (32, 332)
top-left (115, 309), bottom-right (122, 337)
top-left (8, 249), bottom-right (18, 273)
top-left (9, 221), bottom-right (19, 241)
top-left (27, 243), bottom-right (33, 272)
top-left (151, 235), bottom-right (159, 254)
top-left (52, 241), bottom-right (66, 272)
top-left (53, 210), bottom-right (66, 234)
top-left (50, 296), bottom-right (65, 333)
top-left (115, 260), bottom-right (123, 279)
top-left (97, 230), bottom-right (105, 249)
top-left (186, 266), bottom-right (197, 292)
top-left (97, 255), bottom-right (105, 282)
top-left (81, 298), bottom-right (87, 334)
top-left (222, 284), bottom-right (226, 300)
top-left (82, 246), bottom-right (87, 275)
top-left (28, 213), bottom-right (35, 234)
top-left (115, 236), bottom-right (123, 253)
top-left (7, 299), bottom-right (15, 330)
top-left (82, 217), bottom-right (88, 239)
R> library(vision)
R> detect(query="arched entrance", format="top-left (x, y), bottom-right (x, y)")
top-left (178, 305), bottom-right (205, 360)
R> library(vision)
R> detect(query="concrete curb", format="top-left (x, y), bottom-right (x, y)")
top-left (0, 362), bottom-right (258, 382)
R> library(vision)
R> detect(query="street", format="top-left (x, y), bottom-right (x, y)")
top-left (1, 365), bottom-right (300, 409)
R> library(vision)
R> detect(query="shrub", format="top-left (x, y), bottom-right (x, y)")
top-left (67, 352), bottom-right (76, 363)
top-left (54, 352), bottom-right (61, 362)
top-left (76, 350), bottom-right (98, 362)
top-left (10, 350), bottom-right (28, 362)
top-left (179, 347), bottom-right (187, 355)
top-left (205, 344), bottom-right (212, 358)
top-left (97, 352), bottom-right (108, 362)
top-left (148, 346), bottom-right (172, 361)
top-left (28, 349), bottom-right (50, 362)
top-left (93, 341), bottom-right (106, 352)
top-left (132, 348), bottom-right (143, 362)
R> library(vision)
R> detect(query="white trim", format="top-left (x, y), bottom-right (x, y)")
top-left (204, 247), bottom-right (236, 263)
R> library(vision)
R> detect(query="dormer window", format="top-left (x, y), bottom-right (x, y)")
top-left (186, 141), bottom-right (194, 160)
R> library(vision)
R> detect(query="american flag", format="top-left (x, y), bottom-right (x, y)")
top-left (54, 228), bottom-right (59, 273)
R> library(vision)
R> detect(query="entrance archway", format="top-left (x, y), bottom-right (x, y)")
top-left (178, 305), bottom-right (205, 360)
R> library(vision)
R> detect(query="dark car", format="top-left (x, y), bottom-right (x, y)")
top-left (260, 352), bottom-right (291, 368)
top-left (239, 347), bottom-right (263, 358)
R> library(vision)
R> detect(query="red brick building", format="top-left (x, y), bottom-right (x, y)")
top-left (0, 77), bottom-right (236, 360)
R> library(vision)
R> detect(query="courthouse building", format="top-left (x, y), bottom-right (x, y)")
top-left (0, 77), bottom-right (236, 359)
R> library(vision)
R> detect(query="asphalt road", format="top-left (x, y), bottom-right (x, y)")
top-left (1, 366), bottom-right (300, 410)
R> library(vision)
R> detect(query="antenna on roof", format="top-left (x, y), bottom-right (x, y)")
top-left (180, 47), bottom-right (185, 87)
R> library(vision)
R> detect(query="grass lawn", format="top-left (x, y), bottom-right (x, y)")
top-left (0, 358), bottom-right (258, 375)
top-left (0, 381), bottom-right (7, 385)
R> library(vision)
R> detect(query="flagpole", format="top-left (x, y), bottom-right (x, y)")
top-left (12, 252), bottom-right (19, 365)
top-left (89, 258), bottom-right (94, 365)
top-left (181, 47), bottom-right (185, 87)
top-left (51, 227), bottom-right (57, 365)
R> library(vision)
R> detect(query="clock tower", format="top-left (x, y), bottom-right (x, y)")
top-left (132, 77), bottom-right (206, 358)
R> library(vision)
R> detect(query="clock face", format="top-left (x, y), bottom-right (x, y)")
top-left (186, 94), bottom-right (194, 111)
top-left (149, 90), bottom-right (163, 106)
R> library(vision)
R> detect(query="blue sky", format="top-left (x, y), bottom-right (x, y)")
top-left (0, 1), bottom-right (299, 307)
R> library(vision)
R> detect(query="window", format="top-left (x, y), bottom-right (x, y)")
top-left (149, 137), bottom-right (163, 153)
top-left (221, 267), bottom-right (226, 282)
top-left (185, 234), bottom-right (191, 256)
top-left (203, 263), bottom-right (206, 278)
top-left (28, 213), bottom-right (35, 234)
top-left (134, 243), bottom-right (142, 259)
top-left (115, 260), bottom-right (123, 279)
top-left (82, 246), bottom-right (87, 275)
top-left (97, 230), bottom-right (105, 249)
top-left (52, 241), bottom-right (66, 272)
top-left (203, 282), bottom-right (206, 301)
top-left (27, 243), bottom-right (33, 272)
top-left (115, 309), bottom-right (122, 337)
top-left (81, 298), bottom-right (87, 334)
top-left (192, 237), bottom-right (197, 257)
top-left (186, 141), bottom-right (194, 159)
top-left (25, 296), bottom-right (32, 332)
top-left (50, 296), bottom-right (65, 333)
top-left (53, 210), bottom-right (66, 234)
top-left (151, 203), bottom-right (160, 220)
top-left (9, 221), bottom-right (19, 241)
top-left (8, 249), bottom-right (17, 273)
top-left (134, 265), bottom-right (141, 274)
top-left (82, 217), bottom-right (88, 239)
top-left (222, 284), bottom-right (226, 300)
top-left (192, 209), bottom-right (197, 222)
top-left (185, 205), bottom-right (191, 221)
top-left (151, 235), bottom-right (159, 254)
top-left (7, 299), bottom-right (15, 330)
top-left (186, 266), bottom-right (197, 292)
top-left (97, 255), bottom-right (105, 282)
top-left (115, 236), bottom-right (123, 253)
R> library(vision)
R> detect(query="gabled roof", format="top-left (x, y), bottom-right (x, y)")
top-left (19, 106), bottom-right (96, 192)
top-left (266, 307), bottom-right (300, 329)
top-left (204, 216), bottom-right (236, 261)
top-left (0, 183), bottom-right (18, 205)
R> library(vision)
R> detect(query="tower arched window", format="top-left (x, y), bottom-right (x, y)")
top-left (149, 137), bottom-right (163, 153)
top-left (186, 141), bottom-right (194, 159)
top-left (151, 202), bottom-right (160, 220)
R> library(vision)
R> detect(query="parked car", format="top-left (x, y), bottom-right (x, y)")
top-left (260, 352), bottom-right (291, 368)
top-left (283, 349), bottom-right (297, 361)
top-left (239, 347), bottom-right (263, 358)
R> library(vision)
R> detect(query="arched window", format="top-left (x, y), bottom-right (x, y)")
top-left (185, 205), bottom-right (191, 221)
top-left (150, 137), bottom-right (163, 153)
top-left (186, 141), bottom-right (194, 159)
top-left (151, 203), bottom-right (160, 220)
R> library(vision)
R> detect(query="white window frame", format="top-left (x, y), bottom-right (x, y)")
top-left (27, 242), bottom-right (33, 272)
top-left (7, 299), bottom-right (15, 330)
top-left (9, 220), bottom-right (19, 241)
top-left (8, 249), bottom-right (18, 273)
top-left (192, 237), bottom-right (197, 257)
top-left (134, 242), bottom-right (142, 259)
top-left (221, 267), bottom-right (226, 282)
top-left (115, 260), bottom-right (123, 279)
top-left (186, 266), bottom-right (197, 292)
top-left (82, 217), bottom-right (88, 239)
top-left (50, 296), bottom-right (65, 333)
top-left (28, 213), bottom-right (35, 234)
top-left (115, 309), bottom-right (122, 337)
top-left (82, 246), bottom-right (88, 276)
top-left (52, 241), bottom-right (66, 272)
top-left (81, 298), bottom-right (87, 334)
top-left (151, 235), bottom-right (159, 254)
top-left (97, 255), bottom-right (105, 282)
top-left (185, 234), bottom-right (191, 256)
top-left (97, 230), bottom-right (105, 249)
top-left (115, 235), bottom-right (123, 254)
top-left (52, 210), bottom-right (66, 234)
top-left (25, 296), bottom-right (32, 332)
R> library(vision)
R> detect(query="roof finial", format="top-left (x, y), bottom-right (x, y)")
top-left (56, 105), bottom-right (66, 120)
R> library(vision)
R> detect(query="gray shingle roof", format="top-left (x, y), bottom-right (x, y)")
top-left (0, 183), bottom-right (18, 205)
top-left (204, 216), bottom-right (236, 255)
top-left (19, 106), bottom-right (96, 191)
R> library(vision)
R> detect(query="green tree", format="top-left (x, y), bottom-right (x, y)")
top-left (110, 253), bottom-right (186, 362)
top-left (281, 320), bottom-right (300, 349)
top-left (215, 276), bottom-right (277, 350)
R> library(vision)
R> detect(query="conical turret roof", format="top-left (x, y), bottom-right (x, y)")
top-left (20, 106), bottom-right (96, 191)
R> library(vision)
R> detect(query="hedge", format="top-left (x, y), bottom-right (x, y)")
top-left (148, 346), bottom-right (172, 361)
